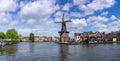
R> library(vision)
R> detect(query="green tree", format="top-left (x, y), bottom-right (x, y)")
top-left (6, 29), bottom-right (18, 39)
top-left (0, 32), bottom-right (5, 39)
top-left (29, 33), bottom-right (34, 42)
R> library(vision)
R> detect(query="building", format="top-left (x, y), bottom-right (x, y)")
top-left (105, 32), bottom-right (118, 42)
top-left (47, 37), bottom-right (52, 42)
top-left (34, 36), bottom-right (48, 42)
top-left (81, 32), bottom-right (90, 41)
top-left (95, 32), bottom-right (105, 42)
top-left (88, 32), bottom-right (97, 43)
top-left (51, 37), bottom-right (59, 42)
top-left (20, 37), bottom-right (29, 42)
top-left (56, 14), bottom-right (71, 43)
top-left (19, 35), bottom-right (59, 42)
top-left (74, 33), bottom-right (82, 42)
top-left (117, 31), bottom-right (120, 41)
top-left (88, 33), bottom-right (96, 38)
top-left (74, 31), bottom-right (105, 43)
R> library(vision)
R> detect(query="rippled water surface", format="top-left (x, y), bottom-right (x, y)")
top-left (0, 42), bottom-right (120, 61)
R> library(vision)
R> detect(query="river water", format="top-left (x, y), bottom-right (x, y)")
top-left (0, 42), bottom-right (120, 61)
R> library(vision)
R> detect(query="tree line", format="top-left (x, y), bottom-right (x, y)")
top-left (0, 29), bottom-right (18, 40)
top-left (0, 29), bottom-right (35, 42)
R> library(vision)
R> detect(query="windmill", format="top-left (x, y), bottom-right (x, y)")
top-left (55, 13), bottom-right (71, 43)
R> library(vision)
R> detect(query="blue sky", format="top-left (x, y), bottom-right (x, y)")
top-left (0, 0), bottom-right (120, 37)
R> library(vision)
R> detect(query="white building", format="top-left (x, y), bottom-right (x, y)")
top-left (74, 33), bottom-right (82, 42)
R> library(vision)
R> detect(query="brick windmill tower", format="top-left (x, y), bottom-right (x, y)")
top-left (56, 14), bottom-right (71, 43)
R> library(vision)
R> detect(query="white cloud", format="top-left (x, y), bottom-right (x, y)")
top-left (62, 3), bottom-right (72, 11)
top-left (70, 12), bottom-right (82, 17)
top-left (100, 11), bottom-right (109, 16)
top-left (67, 18), bottom-right (87, 32)
top-left (0, 12), bottom-right (11, 24)
top-left (54, 11), bottom-right (70, 22)
top-left (108, 20), bottom-right (120, 31)
top-left (89, 19), bottom-right (120, 33)
top-left (89, 22), bottom-right (109, 33)
top-left (17, 27), bottom-right (38, 36)
top-left (18, 28), bottom-right (33, 34)
top-left (98, 28), bottom-right (109, 33)
top-left (71, 19), bottom-right (87, 26)
top-left (55, 11), bottom-right (63, 17)
top-left (0, 0), bottom-right (19, 27)
top-left (73, 0), bottom-right (88, 5)
top-left (10, 20), bottom-right (19, 26)
top-left (20, 0), bottom-right (59, 20)
top-left (17, 27), bottom-right (59, 36)
top-left (110, 15), bottom-right (117, 20)
top-left (70, 5), bottom-right (94, 17)
top-left (69, 0), bottom-right (93, 17)
top-left (86, 15), bottom-right (118, 33)
top-left (0, 0), bottom-right (18, 12)
top-left (54, 11), bottom-right (63, 21)
top-left (73, 0), bottom-right (115, 17)
top-left (27, 19), bottom-right (36, 24)
top-left (91, 22), bottom-right (107, 28)
top-left (87, 0), bottom-right (115, 11)
top-left (87, 16), bottom-right (108, 23)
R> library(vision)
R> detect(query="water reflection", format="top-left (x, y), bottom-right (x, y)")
top-left (16, 42), bottom-right (61, 61)
top-left (0, 47), bottom-right (4, 56)
top-left (0, 44), bottom-right (18, 61)
top-left (0, 42), bottom-right (120, 61)
top-left (60, 44), bottom-right (68, 61)
top-left (5, 45), bottom-right (17, 56)
top-left (0, 44), bottom-right (17, 56)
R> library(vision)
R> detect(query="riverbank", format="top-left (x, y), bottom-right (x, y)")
top-left (0, 40), bottom-right (19, 46)
top-left (1, 40), bottom-right (120, 47)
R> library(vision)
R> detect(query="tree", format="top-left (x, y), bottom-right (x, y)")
top-left (29, 33), bottom-right (34, 42)
top-left (6, 29), bottom-right (18, 39)
top-left (0, 32), bottom-right (5, 39)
